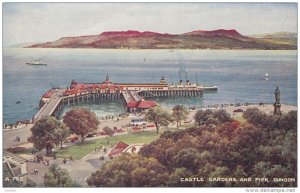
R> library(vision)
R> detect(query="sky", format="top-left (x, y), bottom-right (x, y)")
top-left (2, 2), bottom-right (298, 47)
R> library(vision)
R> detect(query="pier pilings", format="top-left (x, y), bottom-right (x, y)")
top-left (36, 88), bottom-right (203, 121)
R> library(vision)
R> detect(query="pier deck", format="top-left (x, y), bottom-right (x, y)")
top-left (33, 89), bottom-right (65, 122)
top-left (122, 91), bottom-right (134, 104)
top-left (122, 91), bottom-right (141, 104)
top-left (34, 88), bottom-right (203, 122)
top-left (33, 76), bottom-right (206, 122)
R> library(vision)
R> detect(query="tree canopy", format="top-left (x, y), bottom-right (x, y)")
top-left (145, 106), bottom-right (173, 133)
top-left (63, 108), bottom-right (99, 143)
top-left (172, 104), bottom-right (189, 130)
top-left (55, 125), bottom-right (70, 148)
top-left (44, 163), bottom-right (80, 187)
top-left (87, 108), bottom-right (296, 187)
top-left (87, 154), bottom-right (168, 187)
top-left (28, 116), bottom-right (68, 155)
top-left (194, 109), bottom-right (232, 126)
top-left (103, 126), bottom-right (114, 137)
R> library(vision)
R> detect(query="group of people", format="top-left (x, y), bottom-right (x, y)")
top-left (33, 156), bottom-right (50, 166)
top-left (95, 146), bottom-right (107, 154)
top-left (63, 156), bottom-right (74, 164)
top-left (4, 119), bottom-right (31, 130)
top-left (101, 115), bottom-right (115, 120)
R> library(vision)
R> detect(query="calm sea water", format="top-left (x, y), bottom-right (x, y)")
top-left (3, 48), bottom-right (297, 124)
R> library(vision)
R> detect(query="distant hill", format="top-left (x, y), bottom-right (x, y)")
top-left (27, 29), bottom-right (297, 50)
top-left (248, 32), bottom-right (297, 48)
top-left (249, 32), bottom-right (297, 38)
top-left (7, 42), bottom-right (42, 48)
top-left (184, 29), bottom-right (245, 39)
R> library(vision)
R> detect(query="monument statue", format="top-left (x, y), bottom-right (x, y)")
top-left (273, 86), bottom-right (281, 115)
top-left (275, 86), bottom-right (280, 102)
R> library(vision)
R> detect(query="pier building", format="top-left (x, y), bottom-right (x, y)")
top-left (34, 76), bottom-right (209, 122)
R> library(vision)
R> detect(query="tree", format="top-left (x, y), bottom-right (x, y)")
top-left (242, 108), bottom-right (266, 125)
top-left (87, 109), bottom-right (296, 187)
top-left (49, 163), bottom-right (61, 180)
top-left (278, 110), bottom-right (297, 131)
top-left (194, 109), bottom-right (213, 126)
top-left (87, 154), bottom-right (168, 187)
top-left (174, 148), bottom-right (200, 170)
top-left (60, 169), bottom-right (73, 187)
top-left (63, 108), bottom-right (99, 143)
top-left (172, 104), bottom-right (188, 130)
top-left (194, 109), bottom-right (232, 126)
top-left (103, 126), bottom-right (114, 137)
top-left (28, 117), bottom-right (66, 155)
top-left (45, 163), bottom-right (79, 187)
top-left (208, 166), bottom-right (230, 187)
top-left (167, 168), bottom-right (194, 187)
top-left (55, 124), bottom-right (70, 149)
top-left (145, 106), bottom-right (173, 134)
top-left (44, 172), bottom-right (57, 187)
top-left (213, 109), bottom-right (232, 123)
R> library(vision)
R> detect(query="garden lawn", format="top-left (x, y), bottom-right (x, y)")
top-left (234, 115), bottom-right (247, 124)
top-left (54, 130), bottom-right (161, 159)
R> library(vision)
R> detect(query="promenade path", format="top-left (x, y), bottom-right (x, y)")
top-left (24, 146), bottom-right (112, 187)
top-left (3, 124), bottom-right (33, 149)
top-left (33, 89), bottom-right (65, 122)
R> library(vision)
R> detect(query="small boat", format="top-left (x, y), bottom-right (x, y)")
top-left (16, 101), bottom-right (21, 104)
top-left (265, 73), bottom-right (270, 80)
top-left (26, 59), bottom-right (47, 66)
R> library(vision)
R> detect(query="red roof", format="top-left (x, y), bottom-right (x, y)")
top-left (115, 141), bottom-right (129, 149)
top-left (108, 141), bottom-right (129, 159)
top-left (42, 90), bottom-right (53, 98)
top-left (136, 100), bottom-right (157, 109)
top-left (136, 101), bottom-right (157, 109)
top-left (127, 101), bottom-right (138, 108)
top-left (127, 100), bottom-right (157, 109)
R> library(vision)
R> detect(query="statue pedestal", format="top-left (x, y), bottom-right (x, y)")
top-left (273, 102), bottom-right (281, 115)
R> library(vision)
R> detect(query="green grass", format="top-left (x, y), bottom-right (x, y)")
top-left (12, 127), bottom-right (183, 159)
top-left (54, 131), bottom-right (162, 159)
top-left (181, 123), bottom-right (196, 129)
top-left (15, 148), bottom-right (35, 155)
top-left (234, 115), bottom-right (247, 124)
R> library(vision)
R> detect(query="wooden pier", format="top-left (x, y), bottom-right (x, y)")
top-left (34, 88), bottom-right (203, 122)
top-left (34, 77), bottom-right (204, 122)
